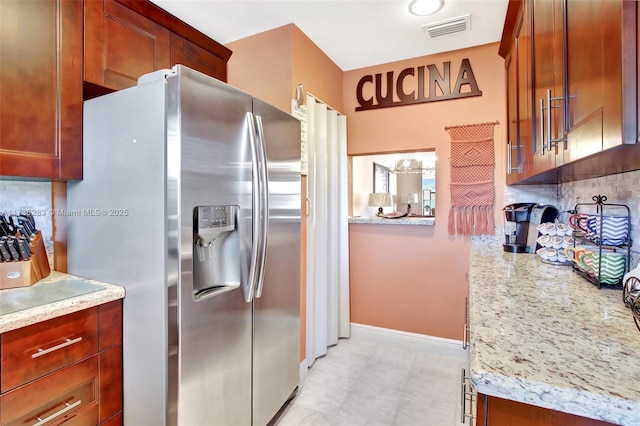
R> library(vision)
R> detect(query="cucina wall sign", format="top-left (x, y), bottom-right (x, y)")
top-left (355, 58), bottom-right (482, 111)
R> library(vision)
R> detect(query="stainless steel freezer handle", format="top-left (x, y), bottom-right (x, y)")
top-left (254, 115), bottom-right (269, 299)
top-left (244, 112), bottom-right (261, 303)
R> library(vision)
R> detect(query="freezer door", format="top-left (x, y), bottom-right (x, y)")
top-left (169, 66), bottom-right (254, 426)
top-left (252, 98), bottom-right (301, 426)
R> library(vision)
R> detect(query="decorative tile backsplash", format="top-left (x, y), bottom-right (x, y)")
top-left (0, 181), bottom-right (53, 251)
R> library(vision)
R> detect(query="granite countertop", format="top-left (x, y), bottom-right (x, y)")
top-left (468, 243), bottom-right (640, 425)
top-left (0, 271), bottom-right (125, 334)
top-left (348, 216), bottom-right (436, 226)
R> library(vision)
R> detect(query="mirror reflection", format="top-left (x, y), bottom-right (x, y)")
top-left (352, 151), bottom-right (436, 217)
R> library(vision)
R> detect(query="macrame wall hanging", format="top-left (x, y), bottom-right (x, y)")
top-left (445, 121), bottom-right (498, 236)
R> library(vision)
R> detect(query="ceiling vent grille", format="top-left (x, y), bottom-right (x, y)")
top-left (422, 14), bottom-right (471, 38)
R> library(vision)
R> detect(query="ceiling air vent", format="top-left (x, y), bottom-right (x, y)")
top-left (422, 14), bottom-right (471, 39)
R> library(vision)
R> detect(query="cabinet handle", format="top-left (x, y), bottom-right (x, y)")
top-left (539, 97), bottom-right (546, 155)
top-left (506, 142), bottom-right (522, 175)
top-left (546, 89), bottom-right (553, 152)
top-left (462, 297), bottom-right (470, 350)
top-left (547, 88), bottom-right (567, 150)
top-left (460, 369), bottom-right (475, 424)
top-left (33, 399), bottom-right (82, 426)
top-left (31, 337), bottom-right (83, 359)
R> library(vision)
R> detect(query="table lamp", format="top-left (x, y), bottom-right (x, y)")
top-left (368, 193), bottom-right (392, 216)
top-left (398, 193), bottom-right (419, 215)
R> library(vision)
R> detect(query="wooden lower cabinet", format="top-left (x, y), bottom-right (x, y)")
top-left (0, 300), bottom-right (123, 425)
top-left (476, 393), bottom-right (615, 426)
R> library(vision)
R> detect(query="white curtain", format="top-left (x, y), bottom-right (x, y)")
top-left (306, 94), bottom-right (350, 365)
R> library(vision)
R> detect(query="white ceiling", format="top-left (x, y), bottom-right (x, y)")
top-left (149, 0), bottom-right (509, 71)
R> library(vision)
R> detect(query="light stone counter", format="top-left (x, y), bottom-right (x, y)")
top-left (468, 243), bottom-right (640, 425)
top-left (348, 216), bottom-right (435, 226)
top-left (0, 271), bottom-right (125, 334)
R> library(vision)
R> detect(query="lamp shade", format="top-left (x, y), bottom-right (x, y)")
top-left (368, 192), bottom-right (393, 207)
top-left (398, 193), bottom-right (419, 204)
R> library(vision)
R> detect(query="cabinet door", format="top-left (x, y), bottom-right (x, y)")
top-left (515, 1), bottom-right (534, 178)
top-left (478, 393), bottom-right (615, 425)
top-left (505, 52), bottom-right (523, 184)
top-left (531, 0), bottom-right (565, 174)
top-left (84, 0), bottom-right (171, 91)
top-left (171, 34), bottom-right (228, 82)
top-left (0, 0), bottom-right (82, 179)
top-left (565, 0), bottom-right (604, 163)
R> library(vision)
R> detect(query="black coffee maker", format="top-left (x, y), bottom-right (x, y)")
top-left (503, 203), bottom-right (558, 253)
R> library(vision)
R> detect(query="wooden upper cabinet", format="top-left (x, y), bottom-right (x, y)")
top-left (531, 0), bottom-right (565, 175)
top-left (84, 0), bottom-right (171, 91)
top-left (501, 0), bottom-right (638, 184)
top-left (565, 0), bottom-right (636, 161)
top-left (0, 0), bottom-right (83, 179)
top-left (505, 52), bottom-right (523, 185)
top-left (84, 0), bottom-right (232, 92)
top-left (171, 34), bottom-right (228, 82)
top-left (515, 1), bottom-right (533, 179)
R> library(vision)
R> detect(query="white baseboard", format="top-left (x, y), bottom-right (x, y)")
top-left (350, 322), bottom-right (469, 360)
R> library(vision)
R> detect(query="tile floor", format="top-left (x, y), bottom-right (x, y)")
top-left (273, 338), bottom-right (470, 426)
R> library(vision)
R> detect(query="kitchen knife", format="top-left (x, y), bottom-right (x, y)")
top-left (17, 237), bottom-right (31, 260)
top-left (0, 214), bottom-right (13, 236)
top-left (0, 240), bottom-right (11, 262)
top-left (17, 223), bottom-right (34, 242)
top-left (20, 210), bottom-right (37, 230)
top-left (20, 211), bottom-right (39, 235)
top-left (4, 237), bottom-right (21, 261)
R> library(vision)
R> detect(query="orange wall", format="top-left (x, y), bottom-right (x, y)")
top-left (344, 43), bottom-right (506, 339)
top-left (227, 24), bottom-right (343, 361)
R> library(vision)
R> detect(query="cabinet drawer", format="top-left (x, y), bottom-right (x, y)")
top-left (0, 356), bottom-right (98, 425)
top-left (1, 308), bottom-right (99, 392)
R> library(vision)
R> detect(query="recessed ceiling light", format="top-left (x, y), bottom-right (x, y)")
top-left (408, 0), bottom-right (445, 16)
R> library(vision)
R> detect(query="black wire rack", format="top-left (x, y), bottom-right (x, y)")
top-left (569, 195), bottom-right (632, 290)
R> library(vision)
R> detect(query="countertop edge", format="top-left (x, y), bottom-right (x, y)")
top-left (469, 368), bottom-right (639, 425)
top-left (0, 276), bottom-right (125, 334)
top-left (348, 216), bottom-right (435, 226)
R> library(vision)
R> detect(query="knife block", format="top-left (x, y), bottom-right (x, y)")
top-left (29, 233), bottom-right (51, 280)
top-left (0, 259), bottom-right (37, 289)
top-left (0, 234), bottom-right (51, 290)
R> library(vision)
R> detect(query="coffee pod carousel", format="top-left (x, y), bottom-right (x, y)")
top-left (535, 221), bottom-right (573, 266)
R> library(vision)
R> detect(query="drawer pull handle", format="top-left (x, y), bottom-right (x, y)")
top-left (33, 399), bottom-right (82, 426)
top-left (31, 337), bottom-right (83, 359)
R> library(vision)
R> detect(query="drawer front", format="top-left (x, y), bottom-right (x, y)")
top-left (1, 308), bottom-right (99, 392)
top-left (1, 356), bottom-right (98, 425)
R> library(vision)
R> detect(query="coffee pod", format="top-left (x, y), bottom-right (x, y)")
top-left (536, 247), bottom-right (547, 257)
top-left (536, 223), bottom-right (548, 235)
top-left (556, 223), bottom-right (569, 237)
top-left (544, 248), bottom-right (558, 262)
top-left (537, 235), bottom-right (551, 247)
top-left (544, 222), bottom-right (556, 236)
top-left (551, 236), bottom-right (562, 249)
top-left (562, 235), bottom-right (574, 248)
top-left (557, 248), bottom-right (568, 263)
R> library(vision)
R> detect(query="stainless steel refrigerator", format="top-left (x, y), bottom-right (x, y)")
top-left (67, 65), bottom-right (301, 426)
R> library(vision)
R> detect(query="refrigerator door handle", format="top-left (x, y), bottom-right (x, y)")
top-left (254, 115), bottom-right (269, 298)
top-left (244, 112), bottom-right (260, 303)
